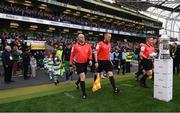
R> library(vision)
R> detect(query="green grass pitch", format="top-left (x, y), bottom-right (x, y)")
top-left (0, 74), bottom-right (180, 112)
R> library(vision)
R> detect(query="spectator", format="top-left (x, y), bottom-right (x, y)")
top-left (170, 43), bottom-right (180, 75)
top-left (22, 48), bottom-right (31, 79)
top-left (11, 45), bottom-right (20, 76)
top-left (30, 54), bottom-right (37, 77)
top-left (2, 45), bottom-right (13, 83)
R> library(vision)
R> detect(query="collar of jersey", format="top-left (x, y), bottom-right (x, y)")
top-left (103, 41), bottom-right (109, 44)
top-left (146, 43), bottom-right (152, 47)
top-left (78, 42), bottom-right (86, 46)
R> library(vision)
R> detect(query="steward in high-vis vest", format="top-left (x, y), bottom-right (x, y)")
top-left (56, 45), bottom-right (65, 77)
top-left (56, 45), bottom-right (63, 62)
top-left (125, 50), bottom-right (133, 73)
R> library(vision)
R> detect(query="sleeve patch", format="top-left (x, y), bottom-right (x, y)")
top-left (141, 46), bottom-right (145, 51)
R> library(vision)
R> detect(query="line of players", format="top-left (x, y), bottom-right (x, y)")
top-left (43, 44), bottom-right (71, 85)
top-left (42, 33), bottom-right (120, 99)
top-left (43, 33), bottom-right (157, 99)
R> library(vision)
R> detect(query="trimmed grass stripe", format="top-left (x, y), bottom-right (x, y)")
top-left (0, 74), bottom-right (132, 104)
top-left (0, 74), bottom-right (180, 112)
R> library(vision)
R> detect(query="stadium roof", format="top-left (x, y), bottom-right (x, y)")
top-left (108, 0), bottom-right (180, 40)
top-left (112, 0), bottom-right (180, 12)
top-left (145, 0), bottom-right (180, 12)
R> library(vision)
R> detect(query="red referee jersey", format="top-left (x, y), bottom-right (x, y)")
top-left (96, 41), bottom-right (111, 60)
top-left (70, 43), bottom-right (92, 65)
top-left (140, 44), bottom-right (155, 59)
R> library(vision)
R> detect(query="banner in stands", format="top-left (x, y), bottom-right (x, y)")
top-left (107, 30), bottom-right (113, 33)
top-left (113, 30), bottom-right (119, 34)
top-left (92, 27), bottom-right (98, 31)
top-left (83, 26), bottom-right (91, 30)
top-left (131, 33), bottom-right (137, 36)
top-left (72, 25), bottom-right (82, 29)
top-left (25, 40), bottom-right (46, 50)
top-left (0, 13), bottom-right (146, 38)
top-left (6, 39), bottom-right (46, 50)
top-left (99, 28), bottom-right (106, 32)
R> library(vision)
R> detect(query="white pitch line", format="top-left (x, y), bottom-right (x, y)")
top-left (64, 92), bottom-right (75, 99)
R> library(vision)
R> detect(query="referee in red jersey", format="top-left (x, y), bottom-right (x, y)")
top-left (139, 37), bottom-right (155, 88)
top-left (70, 34), bottom-right (92, 99)
top-left (94, 33), bottom-right (120, 94)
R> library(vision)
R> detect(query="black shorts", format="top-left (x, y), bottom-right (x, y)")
top-left (142, 58), bottom-right (153, 70)
top-left (75, 63), bottom-right (88, 75)
top-left (98, 60), bottom-right (113, 73)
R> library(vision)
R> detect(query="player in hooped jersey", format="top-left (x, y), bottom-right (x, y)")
top-left (139, 37), bottom-right (155, 88)
top-left (70, 34), bottom-right (92, 99)
top-left (94, 33), bottom-right (120, 94)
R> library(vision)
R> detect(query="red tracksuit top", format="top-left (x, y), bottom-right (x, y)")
top-left (70, 43), bottom-right (92, 65)
top-left (96, 41), bottom-right (111, 60)
top-left (140, 44), bottom-right (155, 59)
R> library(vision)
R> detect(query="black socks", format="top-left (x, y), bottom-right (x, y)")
top-left (109, 76), bottom-right (116, 91)
top-left (80, 81), bottom-right (86, 96)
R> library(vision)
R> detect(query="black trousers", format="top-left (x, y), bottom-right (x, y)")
top-left (126, 62), bottom-right (131, 73)
top-left (23, 65), bottom-right (29, 79)
top-left (138, 61), bottom-right (141, 73)
top-left (121, 60), bottom-right (126, 75)
top-left (173, 60), bottom-right (179, 75)
top-left (4, 66), bottom-right (12, 82)
top-left (136, 61), bottom-right (143, 75)
top-left (114, 60), bottom-right (119, 70)
top-left (90, 62), bottom-right (95, 73)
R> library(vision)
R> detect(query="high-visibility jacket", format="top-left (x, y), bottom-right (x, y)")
top-left (125, 52), bottom-right (133, 62)
top-left (56, 50), bottom-right (63, 62)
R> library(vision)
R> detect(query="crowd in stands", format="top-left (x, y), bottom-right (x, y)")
top-left (0, 33), bottom-right (140, 86)
top-left (0, 31), bottom-right (140, 51)
top-left (0, 3), bottom-right (144, 34)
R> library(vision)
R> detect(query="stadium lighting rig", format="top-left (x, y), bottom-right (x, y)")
top-left (99, 33), bottom-right (103, 36)
top-left (41, 4), bottom-right (47, 7)
top-left (103, 0), bottom-right (116, 4)
top-left (88, 32), bottom-right (93, 35)
top-left (49, 27), bottom-right (55, 31)
top-left (10, 22), bottom-right (19, 27)
top-left (76, 12), bottom-right (81, 14)
top-left (39, 6), bottom-right (45, 9)
top-left (25, 0), bottom-right (31, 4)
top-left (83, 15), bottom-right (88, 18)
top-left (77, 30), bottom-right (83, 33)
top-left (64, 29), bottom-right (69, 32)
top-left (24, 3), bottom-right (31, 6)
top-left (30, 25), bottom-right (38, 29)
top-left (46, 29), bottom-right (53, 32)
top-left (24, 0), bottom-right (31, 6)
top-left (66, 9), bottom-right (71, 12)
top-left (8, 0), bottom-right (15, 3)
top-left (39, 4), bottom-right (47, 9)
